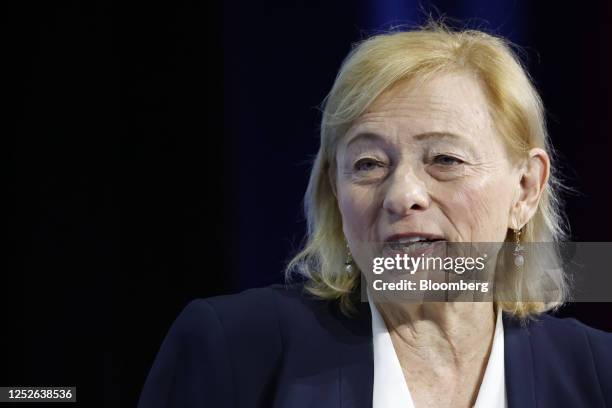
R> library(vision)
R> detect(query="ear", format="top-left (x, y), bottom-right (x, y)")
top-left (510, 148), bottom-right (550, 229)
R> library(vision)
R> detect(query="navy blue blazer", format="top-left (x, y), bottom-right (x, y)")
top-left (138, 284), bottom-right (612, 408)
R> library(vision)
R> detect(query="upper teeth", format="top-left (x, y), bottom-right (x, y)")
top-left (396, 236), bottom-right (430, 243)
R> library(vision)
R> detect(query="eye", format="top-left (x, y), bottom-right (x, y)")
top-left (354, 158), bottom-right (384, 172)
top-left (433, 154), bottom-right (464, 166)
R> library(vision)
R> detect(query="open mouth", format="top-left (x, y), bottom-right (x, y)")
top-left (383, 237), bottom-right (446, 258)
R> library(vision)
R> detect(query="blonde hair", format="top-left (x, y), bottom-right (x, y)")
top-left (286, 23), bottom-right (569, 318)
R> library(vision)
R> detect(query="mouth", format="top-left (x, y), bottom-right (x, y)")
top-left (382, 234), bottom-right (446, 258)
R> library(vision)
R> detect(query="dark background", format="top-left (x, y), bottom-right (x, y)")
top-left (7, 0), bottom-right (612, 406)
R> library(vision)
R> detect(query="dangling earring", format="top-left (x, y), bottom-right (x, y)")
top-left (513, 228), bottom-right (524, 267)
top-left (345, 244), bottom-right (354, 273)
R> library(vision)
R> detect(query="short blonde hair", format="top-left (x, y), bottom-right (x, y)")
top-left (286, 23), bottom-right (569, 318)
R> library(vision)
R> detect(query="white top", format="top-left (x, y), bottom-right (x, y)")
top-left (368, 295), bottom-right (507, 408)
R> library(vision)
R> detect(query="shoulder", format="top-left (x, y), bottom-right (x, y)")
top-left (202, 282), bottom-right (318, 318)
top-left (188, 283), bottom-right (329, 339)
top-left (181, 283), bottom-right (364, 345)
top-left (505, 312), bottom-right (612, 357)
top-left (506, 312), bottom-right (612, 404)
top-left (534, 313), bottom-right (612, 365)
top-left (168, 282), bottom-right (363, 363)
top-left (523, 312), bottom-right (612, 345)
top-left (139, 284), bottom-right (333, 407)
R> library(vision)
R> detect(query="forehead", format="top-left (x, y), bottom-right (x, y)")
top-left (346, 72), bottom-right (495, 142)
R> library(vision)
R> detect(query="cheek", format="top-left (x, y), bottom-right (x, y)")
top-left (442, 175), bottom-right (515, 242)
top-left (337, 183), bottom-right (383, 273)
top-left (337, 185), bottom-right (378, 241)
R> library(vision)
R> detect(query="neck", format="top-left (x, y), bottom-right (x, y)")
top-left (376, 301), bottom-right (496, 363)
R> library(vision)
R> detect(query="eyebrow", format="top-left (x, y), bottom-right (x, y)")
top-left (344, 131), bottom-right (387, 149)
top-left (345, 130), bottom-right (469, 148)
top-left (413, 131), bottom-right (466, 142)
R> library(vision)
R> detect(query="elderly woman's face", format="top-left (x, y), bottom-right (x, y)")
top-left (335, 72), bottom-right (522, 271)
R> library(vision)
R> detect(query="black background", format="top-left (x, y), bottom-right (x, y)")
top-left (7, 1), bottom-right (612, 407)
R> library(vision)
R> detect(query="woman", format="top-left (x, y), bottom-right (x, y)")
top-left (138, 24), bottom-right (611, 408)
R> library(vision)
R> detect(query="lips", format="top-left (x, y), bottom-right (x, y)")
top-left (382, 233), bottom-right (446, 258)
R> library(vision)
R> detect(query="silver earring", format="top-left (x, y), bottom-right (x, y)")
top-left (345, 244), bottom-right (354, 273)
top-left (513, 228), bottom-right (524, 267)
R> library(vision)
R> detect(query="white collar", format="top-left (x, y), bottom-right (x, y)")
top-left (368, 295), bottom-right (507, 408)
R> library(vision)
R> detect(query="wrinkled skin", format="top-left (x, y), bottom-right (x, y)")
top-left (334, 71), bottom-right (546, 277)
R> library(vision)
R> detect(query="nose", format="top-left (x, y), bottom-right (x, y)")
top-left (382, 168), bottom-right (430, 216)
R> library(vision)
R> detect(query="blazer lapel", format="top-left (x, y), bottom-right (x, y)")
top-left (338, 299), bottom-right (374, 408)
top-left (503, 314), bottom-right (536, 408)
